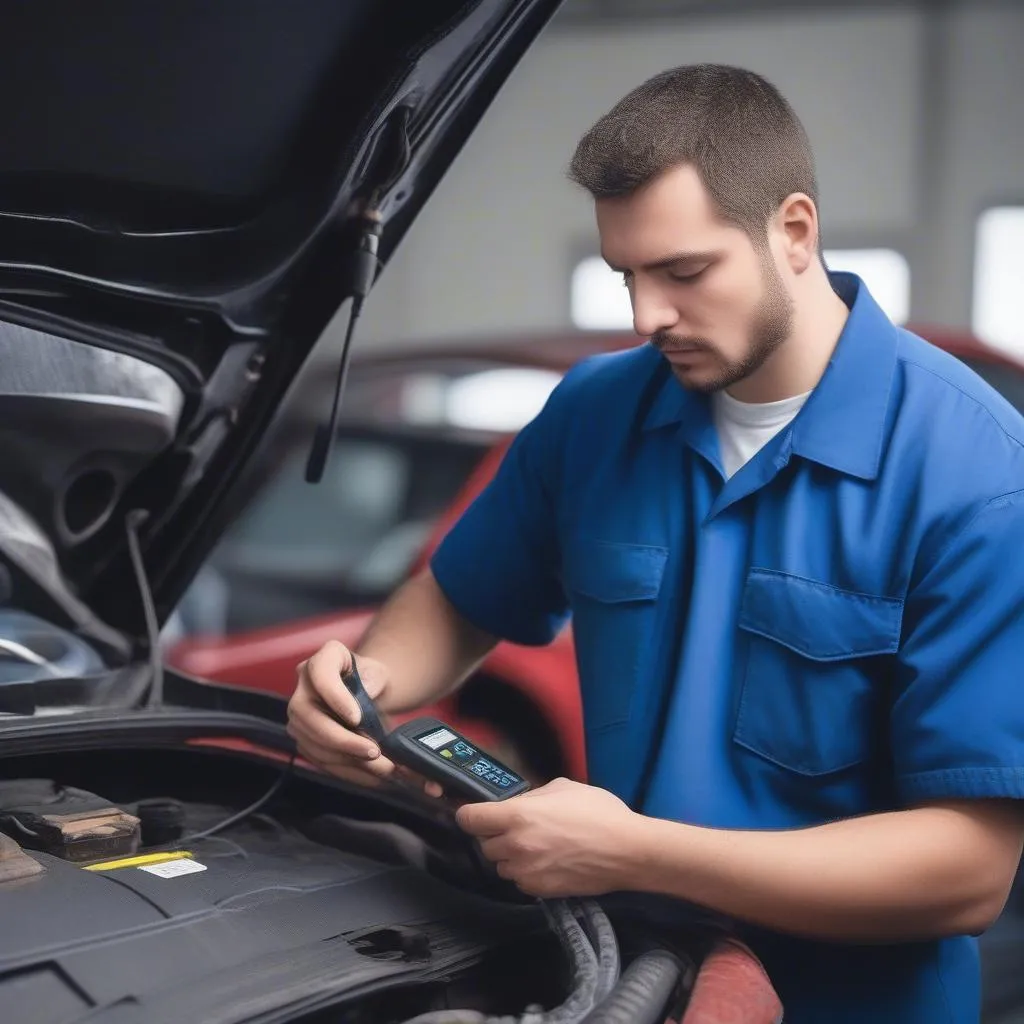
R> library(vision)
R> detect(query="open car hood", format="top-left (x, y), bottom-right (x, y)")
top-left (0, 0), bottom-right (561, 653)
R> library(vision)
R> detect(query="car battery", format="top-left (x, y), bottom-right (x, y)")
top-left (0, 779), bottom-right (140, 864)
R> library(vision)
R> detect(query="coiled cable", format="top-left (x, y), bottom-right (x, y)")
top-left (399, 898), bottom-right (620, 1024)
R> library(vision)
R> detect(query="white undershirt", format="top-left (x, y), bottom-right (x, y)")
top-left (712, 389), bottom-right (812, 480)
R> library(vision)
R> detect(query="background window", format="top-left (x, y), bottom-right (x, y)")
top-left (570, 248), bottom-right (911, 330)
top-left (823, 249), bottom-right (910, 324)
top-left (571, 255), bottom-right (633, 331)
top-left (973, 207), bottom-right (1024, 357)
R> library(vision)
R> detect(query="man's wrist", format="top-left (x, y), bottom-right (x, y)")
top-left (612, 811), bottom-right (665, 893)
top-left (614, 813), bottom-right (706, 899)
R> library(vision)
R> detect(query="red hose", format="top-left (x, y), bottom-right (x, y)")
top-left (677, 939), bottom-right (783, 1024)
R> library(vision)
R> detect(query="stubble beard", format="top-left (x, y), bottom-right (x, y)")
top-left (656, 260), bottom-right (795, 395)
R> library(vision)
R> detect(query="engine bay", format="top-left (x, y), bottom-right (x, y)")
top-left (0, 746), bottom-right (571, 1024)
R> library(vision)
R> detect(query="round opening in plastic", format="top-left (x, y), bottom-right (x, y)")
top-left (62, 468), bottom-right (119, 539)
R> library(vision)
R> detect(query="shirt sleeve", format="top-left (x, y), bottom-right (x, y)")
top-left (893, 488), bottom-right (1024, 803)
top-left (428, 384), bottom-right (571, 647)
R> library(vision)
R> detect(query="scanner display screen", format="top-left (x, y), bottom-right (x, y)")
top-left (415, 726), bottom-right (523, 792)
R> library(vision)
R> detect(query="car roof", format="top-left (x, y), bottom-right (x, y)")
top-left (352, 325), bottom-right (1024, 375)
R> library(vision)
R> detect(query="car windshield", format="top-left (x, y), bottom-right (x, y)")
top-left (167, 361), bottom-right (563, 639)
top-left (197, 431), bottom-right (488, 634)
top-left (3, 337), bottom-right (1021, 669)
top-left (166, 346), bottom-right (1024, 643)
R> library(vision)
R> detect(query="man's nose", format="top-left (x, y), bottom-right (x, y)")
top-left (630, 277), bottom-right (680, 339)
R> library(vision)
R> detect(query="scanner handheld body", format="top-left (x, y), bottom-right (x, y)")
top-left (342, 659), bottom-right (530, 802)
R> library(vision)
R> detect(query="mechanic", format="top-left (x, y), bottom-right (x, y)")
top-left (287, 64), bottom-right (1024, 1023)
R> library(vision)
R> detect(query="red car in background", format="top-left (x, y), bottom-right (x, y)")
top-left (166, 327), bottom-right (1024, 786)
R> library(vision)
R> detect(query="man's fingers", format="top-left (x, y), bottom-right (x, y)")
top-left (494, 860), bottom-right (517, 882)
top-left (295, 747), bottom-right (385, 790)
top-left (291, 737), bottom-right (386, 788)
top-left (288, 690), bottom-right (380, 760)
top-left (478, 835), bottom-right (514, 862)
top-left (285, 640), bottom-right (409, 793)
top-left (456, 801), bottom-right (511, 838)
top-left (303, 641), bottom-right (361, 727)
top-left (392, 766), bottom-right (445, 799)
top-left (286, 723), bottom-right (354, 768)
top-left (287, 717), bottom-right (397, 780)
top-left (290, 718), bottom-right (440, 794)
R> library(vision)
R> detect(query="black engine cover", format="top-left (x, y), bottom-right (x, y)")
top-left (0, 816), bottom-right (544, 1024)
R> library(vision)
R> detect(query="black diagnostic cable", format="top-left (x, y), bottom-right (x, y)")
top-left (136, 759), bottom-right (297, 852)
top-left (136, 754), bottom-right (297, 855)
top-left (176, 753), bottom-right (297, 844)
top-left (125, 508), bottom-right (298, 845)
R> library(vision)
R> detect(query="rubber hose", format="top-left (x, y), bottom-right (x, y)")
top-left (401, 900), bottom-right (600, 1024)
top-left (575, 899), bottom-right (620, 1005)
top-left (579, 949), bottom-right (683, 1024)
top-left (531, 899), bottom-right (602, 1024)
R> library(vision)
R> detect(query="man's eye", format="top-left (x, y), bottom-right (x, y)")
top-left (669, 266), bottom-right (707, 283)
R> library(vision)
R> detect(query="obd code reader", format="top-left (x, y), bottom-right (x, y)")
top-left (342, 658), bottom-right (531, 803)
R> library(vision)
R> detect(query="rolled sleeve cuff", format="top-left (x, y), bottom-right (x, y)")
top-left (430, 545), bottom-right (564, 647)
top-left (898, 766), bottom-right (1024, 802)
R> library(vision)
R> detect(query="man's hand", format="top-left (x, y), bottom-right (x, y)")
top-left (455, 777), bottom-right (639, 897)
top-left (287, 640), bottom-right (442, 796)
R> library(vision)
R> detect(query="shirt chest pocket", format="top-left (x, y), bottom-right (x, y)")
top-left (563, 539), bottom-right (668, 734)
top-left (734, 569), bottom-right (904, 776)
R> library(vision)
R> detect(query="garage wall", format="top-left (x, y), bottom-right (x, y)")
top-left (913, 2), bottom-right (1024, 326)
top-left (342, 1), bottom-right (1021, 353)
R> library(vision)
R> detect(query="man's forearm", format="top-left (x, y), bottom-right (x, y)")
top-left (356, 569), bottom-right (499, 715)
top-left (622, 801), bottom-right (1021, 943)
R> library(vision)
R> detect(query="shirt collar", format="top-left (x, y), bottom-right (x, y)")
top-left (641, 272), bottom-right (898, 481)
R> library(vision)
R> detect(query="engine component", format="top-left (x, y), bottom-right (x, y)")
top-left (0, 779), bottom-right (140, 863)
top-left (135, 798), bottom-right (185, 846)
top-left (0, 609), bottom-right (106, 686)
top-left (579, 949), bottom-right (684, 1024)
top-left (0, 832), bottom-right (44, 883)
top-left (398, 899), bottom-right (619, 1024)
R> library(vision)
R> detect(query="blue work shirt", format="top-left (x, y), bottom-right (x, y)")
top-left (430, 273), bottom-right (1024, 1023)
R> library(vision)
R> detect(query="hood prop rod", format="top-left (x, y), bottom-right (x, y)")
top-left (305, 103), bottom-right (413, 485)
top-left (125, 508), bottom-right (164, 709)
top-left (304, 196), bottom-right (383, 485)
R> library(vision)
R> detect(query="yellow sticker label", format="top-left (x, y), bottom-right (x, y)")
top-left (84, 851), bottom-right (194, 872)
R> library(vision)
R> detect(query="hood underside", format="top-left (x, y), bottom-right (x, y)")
top-left (0, 0), bottom-right (561, 646)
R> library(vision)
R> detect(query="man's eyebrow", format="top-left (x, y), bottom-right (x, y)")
top-left (602, 249), bottom-right (719, 274)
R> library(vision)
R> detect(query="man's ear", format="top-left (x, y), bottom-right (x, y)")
top-left (773, 192), bottom-right (819, 274)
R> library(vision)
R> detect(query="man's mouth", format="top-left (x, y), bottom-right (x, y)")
top-left (659, 343), bottom-right (708, 361)
top-left (653, 335), bottom-right (713, 356)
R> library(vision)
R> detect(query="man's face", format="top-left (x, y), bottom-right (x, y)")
top-left (595, 164), bottom-right (794, 394)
